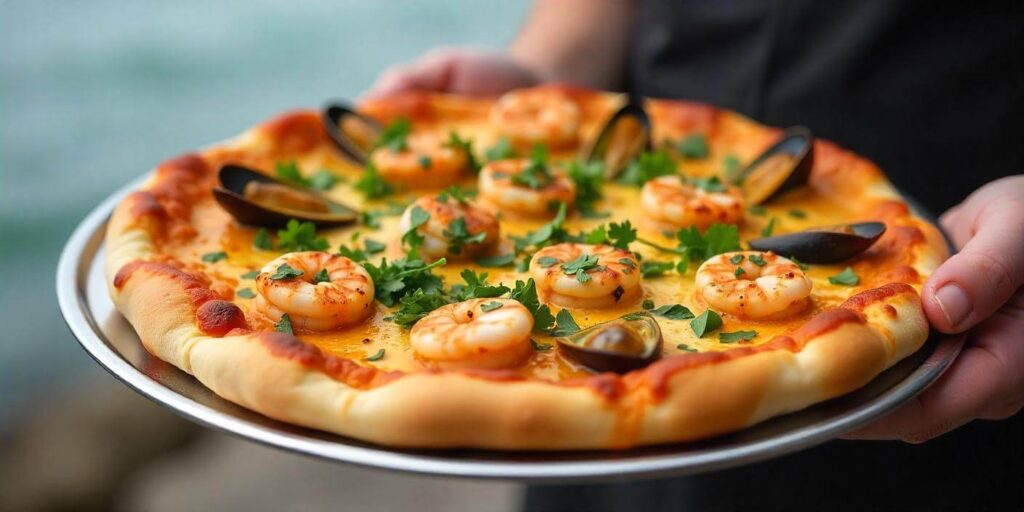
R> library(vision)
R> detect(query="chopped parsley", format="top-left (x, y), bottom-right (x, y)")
top-left (309, 170), bottom-right (338, 191)
top-left (748, 253), bottom-right (767, 267)
top-left (355, 162), bottom-right (394, 199)
top-left (436, 185), bottom-right (470, 204)
top-left (675, 223), bottom-right (742, 262)
top-left (722, 154), bottom-right (742, 180)
top-left (362, 256), bottom-right (446, 307)
top-left (400, 206), bottom-right (430, 253)
top-left (484, 137), bottom-right (517, 162)
top-left (828, 267), bottom-right (860, 286)
top-left (509, 279), bottom-right (556, 333)
top-left (617, 150), bottom-right (677, 187)
top-left (202, 251), bottom-right (227, 263)
top-left (719, 330), bottom-right (757, 343)
top-left (561, 253), bottom-right (602, 283)
top-left (690, 310), bottom-right (723, 337)
top-left (240, 270), bottom-right (260, 280)
top-left (363, 238), bottom-right (386, 254)
top-left (418, 155), bottom-right (432, 169)
top-left (270, 263), bottom-right (304, 280)
top-left (734, 266), bottom-right (746, 277)
top-left (677, 133), bottom-right (709, 159)
top-left (444, 131), bottom-right (480, 171)
top-left (677, 343), bottom-right (698, 352)
top-left (511, 145), bottom-right (554, 189)
top-left (511, 202), bottom-right (569, 253)
top-left (691, 176), bottom-right (727, 193)
top-left (581, 221), bottom-right (637, 250)
top-left (480, 301), bottom-right (504, 312)
top-left (442, 217), bottom-right (487, 254)
top-left (274, 313), bottom-right (294, 334)
top-left (253, 228), bottom-right (273, 251)
top-left (450, 269), bottom-right (509, 301)
top-left (276, 219), bottom-right (329, 252)
top-left (373, 117), bottom-right (411, 153)
top-left (729, 254), bottom-right (745, 265)
top-left (788, 209), bottom-right (807, 219)
top-left (365, 348), bottom-right (386, 361)
top-left (312, 268), bottom-right (330, 284)
top-left (236, 288), bottom-right (256, 299)
top-left (641, 260), bottom-right (675, 278)
top-left (761, 217), bottom-right (778, 237)
top-left (651, 304), bottom-right (695, 320)
top-left (552, 309), bottom-right (581, 336)
top-left (537, 256), bottom-right (560, 268)
top-left (393, 289), bottom-right (450, 328)
top-left (274, 160), bottom-right (307, 187)
top-left (567, 159), bottom-right (605, 217)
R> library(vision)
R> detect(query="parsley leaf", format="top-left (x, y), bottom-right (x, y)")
top-left (418, 155), bottom-right (432, 169)
top-left (719, 330), bottom-right (757, 343)
top-left (722, 154), bottom-right (742, 180)
top-left (561, 253), bottom-right (602, 283)
top-left (552, 309), bottom-right (581, 336)
top-left (362, 256), bottom-right (446, 307)
top-left (511, 202), bottom-right (569, 253)
top-left (275, 160), bottom-right (308, 187)
top-left (690, 310), bottom-right (723, 337)
top-left (567, 159), bottom-right (605, 216)
top-left (691, 176), bottom-right (727, 193)
top-left (618, 150), bottom-right (677, 187)
top-left (363, 238), bottom-right (386, 254)
top-left (677, 133), bottom-right (709, 159)
top-left (485, 137), bottom-right (517, 162)
top-left (641, 260), bottom-right (676, 278)
top-left (236, 288), bottom-right (256, 299)
top-left (676, 223), bottom-right (741, 262)
top-left (442, 217), bottom-right (488, 254)
top-left (240, 270), bottom-right (260, 279)
top-left (309, 169), bottom-right (338, 191)
top-left (393, 289), bottom-right (450, 328)
top-left (312, 268), bottom-right (330, 284)
top-left (537, 256), bottom-right (559, 268)
top-left (761, 217), bottom-right (778, 237)
top-left (202, 251), bottom-right (227, 263)
top-left (276, 219), bottom-right (329, 252)
top-left (450, 269), bottom-right (509, 301)
top-left (366, 348), bottom-right (386, 361)
top-left (651, 304), bottom-right (695, 320)
top-left (436, 185), bottom-right (470, 204)
top-left (476, 253), bottom-right (516, 268)
top-left (607, 220), bottom-right (638, 250)
top-left (270, 263), bottom-right (304, 280)
top-left (677, 343), bottom-right (698, 352)
top-left (788, 209), bottom-right (807, 219)
top-left (748, 253), bottom-right (767, 266)
top-left (355, 162), bottom-right (394, 199)
top-left (509, 279), bottom-right (556, 333)
top-left (401, 206), bottom-right (430, 253)
top-left (481, 301), bottom-right (504, 312)
top-left (444, 131), bottom-right (480, 171)
top-left (828, 267), bottom-right (860, 286)
top-left (274, 313), bottom-right (294, 334)
top-left (511, 145), bottom-right (554, 189)
top-left (253, 228), bottom-right (273, 251)
top-left (373, 117), bottom-right (411, 153)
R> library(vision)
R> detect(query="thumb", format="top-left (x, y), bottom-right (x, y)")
top-left (923, 199), bottom-right (1024, 333)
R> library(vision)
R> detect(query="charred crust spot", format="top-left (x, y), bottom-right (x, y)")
top-left (196, 300), bottom-right (247, 336)
top-left (612, 286), bottom-right (625, 301)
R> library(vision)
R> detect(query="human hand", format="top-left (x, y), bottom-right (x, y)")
top-left (363, 47), bottom-right (541, 99)
top-left (848, 175), bottom-right (1024, 442)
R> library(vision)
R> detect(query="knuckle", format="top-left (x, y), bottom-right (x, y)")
top-left (959, 249), bottom-right (1020, 295)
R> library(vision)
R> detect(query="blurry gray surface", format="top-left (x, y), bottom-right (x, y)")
top-left (57, 185), bottom-right (965, 481)
top-left (0, 0), bottom-right (527, 418)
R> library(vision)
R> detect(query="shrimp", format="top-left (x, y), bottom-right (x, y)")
top-left (477, 158), bottom-right (576, 218)
top-left (489, 88), bottom-right (581, 149)
top-left (370, 131), bottom-right (468, 188)
top-left (410, 298), bottom-right (533, 369)
top-left (641, 175), bottom-right (745, 230)
top-left (695, 251), bottom-right (812, 320)
top-left (398, 193), bottom-right (500, 261)
top-left (529, 243), bottom-right (642, 309)
top-left (255, 251), bottom-right (375, 331)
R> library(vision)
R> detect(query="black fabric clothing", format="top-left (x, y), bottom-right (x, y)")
top-left (526, 0), bottom-right (1024, 510)
top-left (628, 0), bottom-right (1024, 214)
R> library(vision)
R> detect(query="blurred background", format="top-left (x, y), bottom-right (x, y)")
top-left (1, 1), bottom-right (528, 510)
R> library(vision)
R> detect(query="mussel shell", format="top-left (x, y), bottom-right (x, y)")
top-left (747, 222), bottom-right (886, 264)
top-left (733, 126), bottom-right (814, 205)
top-left (322, 102), bottom-right (382, 164)
top-left (557, 314), bottom-right (662, 374)
top-left (213, 164), bottom-right (357, 228)
top-left (582, 102), bottom-right (652, 179)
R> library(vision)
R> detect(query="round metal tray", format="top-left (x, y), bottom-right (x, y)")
top-left (56, 177), bottom-right (964, 482)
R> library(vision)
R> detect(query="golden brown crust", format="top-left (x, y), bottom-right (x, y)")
top-left (104, 87), bottom-right (948, 449)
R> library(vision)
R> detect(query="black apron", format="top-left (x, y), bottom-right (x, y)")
top-left (526, 1), bottom-right (1024, 510)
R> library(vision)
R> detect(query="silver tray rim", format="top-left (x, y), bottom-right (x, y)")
top-left (56, 174), bottom-right (965, 482)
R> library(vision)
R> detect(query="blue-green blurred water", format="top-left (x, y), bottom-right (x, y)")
top-left (0, 0), bottom-right (527, 420)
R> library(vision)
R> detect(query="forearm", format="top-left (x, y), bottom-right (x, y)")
top-left (509, 0), bottom-right (635, 90)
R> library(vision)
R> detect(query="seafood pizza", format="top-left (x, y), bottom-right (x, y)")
top-left (104, 85), bottom-right (948, 449)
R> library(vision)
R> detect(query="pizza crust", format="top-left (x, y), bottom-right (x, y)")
top-left (103, 88), bottom-right (947, 450)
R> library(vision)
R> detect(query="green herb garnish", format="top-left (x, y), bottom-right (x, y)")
top-left (355, 162), bottom-right (394, 199)
top-left (240, 270), bottom-right (260, 280)
top-left (253, 228), bottom-right (273, 251)
top-left (202, 251), bottom-right (227, 263)
top-left (475, 253), bottom-right (516, 268)
top-left (373, 117), bottom-right (411, 153)
top-left (552, 309), bottom-right (580, 336)
top-left (618, 150), bottom-right (677, 187)
top-left (312, 268), bottom-right (330, 284)
top-left (276, 219), bottom-right (329, 252)
top-left (236, 288), bottom-right (256, 299)
top-left (366, 348), bottom-right (386, 361)
top-left (690, 310), bottom-right (723, 337)
top-left (274, 314), bottom-right (294, 334)
top-left (485, 137), bottom-right (516, 162)
top-left (270, 263), bottom-right (304, 280)
top-left (828, 267), bottom-right (860, 286)
top-left (652, 304), bottom-right (695, 320)
top-left (480, 301), bottom-right (504, 312)
top-left (719, 330), bottom-right (757, 343)
top-left (677, 133), bottom-right (709, 159)
top-left (509, 279), bottom-right (556, 333)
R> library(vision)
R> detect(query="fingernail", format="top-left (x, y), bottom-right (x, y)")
top-left (933, 283), bottom-right (970, 328)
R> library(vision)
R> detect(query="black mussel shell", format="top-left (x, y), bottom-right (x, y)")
top-left (747, 222), bottom-right (886, 264)
top-left (582, 102), bottom-right (652, 179)
top-left (557, 314), bottom-right (662, 373)
top-left (732, 126), bottom-right (814, 205)
top-left (322, 102), bottom-right (382, 164)
top-left (213, 164), bottom-right (357, 228)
